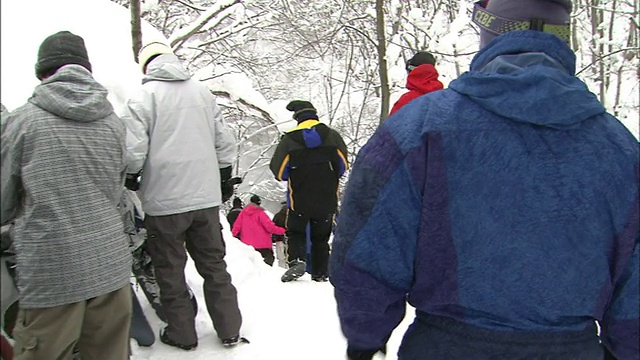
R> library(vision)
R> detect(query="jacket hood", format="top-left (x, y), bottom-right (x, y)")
top-left (287, 120), bottom-right (329, 149)
top-left (143, 54), bottom-right (191, 84)
top-left (449, 31), bottom-right (605, 129)
top-left (243, 203), bottom-right (264, 217)
top-left (406, 64), bottom-right (444, 94)
top-left (29, 65), bottom-right (114, 122)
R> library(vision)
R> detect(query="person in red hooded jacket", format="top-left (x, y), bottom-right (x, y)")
top-left (389, 51), bottom-right (444, 116)
top-left (232, 195), bottom-right (285, 266)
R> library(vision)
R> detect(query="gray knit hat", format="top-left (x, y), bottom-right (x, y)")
top-left (35, 31), bottom-right (92, 80)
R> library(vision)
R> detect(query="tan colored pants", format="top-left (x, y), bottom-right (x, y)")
top-left (13, 285), bottom-right (132, 360)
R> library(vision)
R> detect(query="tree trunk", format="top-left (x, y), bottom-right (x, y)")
top-left (375, 0), bottom-right (390, 125)
top-left (589, 0), bottom-right (606, 105)
top-left (131, 0), bottom-right (142, 63)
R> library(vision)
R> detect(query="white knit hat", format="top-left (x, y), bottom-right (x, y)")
top-left (138, 42), bottom-right (173, 73)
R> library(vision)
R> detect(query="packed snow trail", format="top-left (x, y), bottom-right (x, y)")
top-left (130, 217), bottom-right (413, 360)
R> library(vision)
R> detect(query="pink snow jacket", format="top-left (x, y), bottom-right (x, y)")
top-left (232, 204), bottom-right (285, 249)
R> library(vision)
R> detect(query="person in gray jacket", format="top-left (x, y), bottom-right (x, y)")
top-left (121, 41), bottom-right (243, 350)
top-left (0, 31), bottom-right (132, 360)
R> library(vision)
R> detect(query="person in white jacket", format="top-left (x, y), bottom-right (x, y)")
top-left (121, 42), bottom-right (243, 350)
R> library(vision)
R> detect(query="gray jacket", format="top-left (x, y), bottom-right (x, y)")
top-left (0, 65), bottom-right (131, 308)
top-left (122, 54), bottom-right (235, 216)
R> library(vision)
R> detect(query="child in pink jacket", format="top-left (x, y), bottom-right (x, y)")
top-left (232, 195), bottom-right (285, 266)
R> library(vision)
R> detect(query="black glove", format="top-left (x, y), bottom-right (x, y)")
top-left (221, 177), bottom-right (242, 203)
top-left (220, 166), bottom-right (243, 203)
top-left (346, 345), bottom-right (386, 360)
top-left (125, 173), bottom-right (140, 191)
top-left (220, 166), bottom-right (232, 183)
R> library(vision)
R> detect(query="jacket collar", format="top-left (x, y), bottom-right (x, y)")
top-left (471, 30), bottom-right (576, 75)
top-left (288, 119), bottom-right (320, 132)
top-left (406, 64), bottom-right (444, 94)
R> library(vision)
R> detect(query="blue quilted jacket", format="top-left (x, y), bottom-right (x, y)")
top-left (330, 31), bottom-right (639, 359)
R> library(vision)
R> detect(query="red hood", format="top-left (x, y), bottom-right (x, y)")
top-left (405, 64), bottom-right (444, 94)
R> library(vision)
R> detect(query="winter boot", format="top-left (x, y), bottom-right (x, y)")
top-left (280, 260), bottom-right (306, 282)
top-left (221, 335), bottom-right (250, 347)
top-left (160, 327), bottom-right (197, 350)
top-left (311, 274), bottom-right (329, 282)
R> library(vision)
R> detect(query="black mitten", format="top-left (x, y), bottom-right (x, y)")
top-left (125, 173), bottom-right (140, 191)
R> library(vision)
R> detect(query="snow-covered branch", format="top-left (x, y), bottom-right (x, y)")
top-left (169, 0), bottom-right (241, 50)
top-left (210, 90), bottom-right (276, 124)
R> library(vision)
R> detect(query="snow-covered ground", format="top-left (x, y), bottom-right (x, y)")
top-left (129, 214), bottom-right (414, 360)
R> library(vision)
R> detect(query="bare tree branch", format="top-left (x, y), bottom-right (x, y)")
top-left (576, 47), bottom-right (640, 75)
top-left (211, 90), bottom-right (276, 124)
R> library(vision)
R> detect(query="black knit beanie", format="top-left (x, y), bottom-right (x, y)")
top-left (406, 52), bottom-right (436, 72)
top-left (35, 31), bottom-right (92, 80)
top-left (286, 100), bottom-right (318, 123)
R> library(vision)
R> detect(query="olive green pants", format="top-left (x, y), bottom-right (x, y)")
top-left (13, 285), bottom-right (132, 360)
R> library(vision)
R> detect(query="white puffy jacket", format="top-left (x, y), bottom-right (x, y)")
top-left (122, 54), bottom-right (235, 216)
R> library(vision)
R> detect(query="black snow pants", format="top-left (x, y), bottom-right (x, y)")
top-left (285, 209), bottom-right (333, 277)
top-left (145, 207), bottom-right (242, 345)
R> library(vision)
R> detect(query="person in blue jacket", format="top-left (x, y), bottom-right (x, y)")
top-left (329, 0), bottom-right (639, 359)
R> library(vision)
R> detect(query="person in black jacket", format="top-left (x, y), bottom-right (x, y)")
top-left (269, 100), bottom-right (348, 282)
top-left (226, 197), bottom-right (243, 229)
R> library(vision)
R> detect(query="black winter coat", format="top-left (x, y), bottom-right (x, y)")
top-left (271, 206), bottom-right (287, 242)
top-left (269, 119), bottom-right (348, 217)
top-left (227, 207), bottom-right (242, 229)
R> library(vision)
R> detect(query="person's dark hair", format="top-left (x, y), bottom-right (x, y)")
top-left (250, 195), bottom-right (261, 205)
top-left (232, 197), bottom-right (243, 208)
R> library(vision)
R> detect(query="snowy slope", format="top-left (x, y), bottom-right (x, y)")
top-left (0, 0), bottom-right (165, 115)
top-left (130, 214), bottom-right (415, 360)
